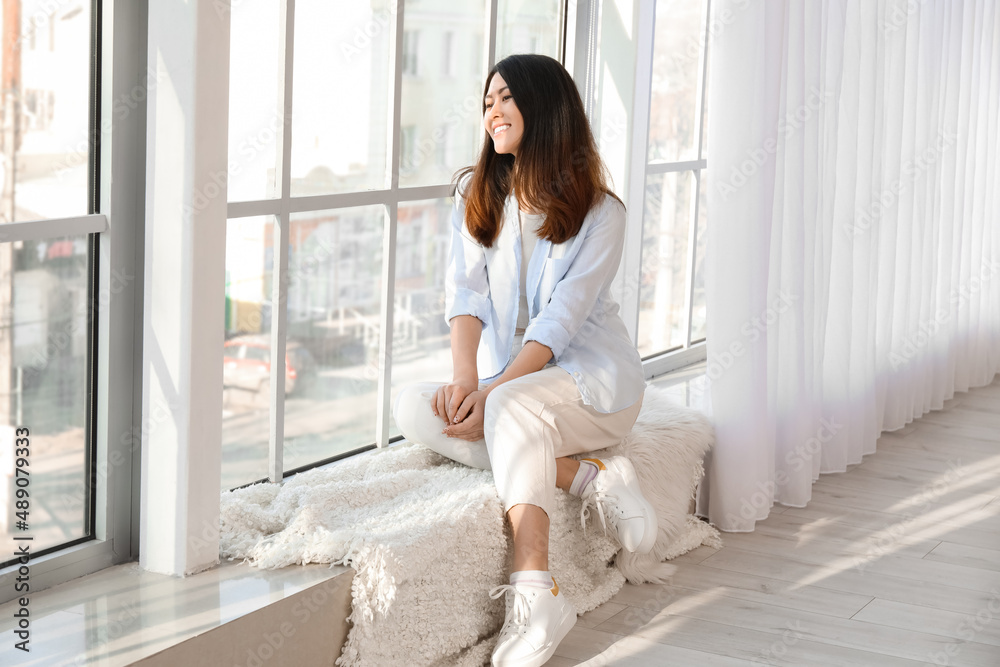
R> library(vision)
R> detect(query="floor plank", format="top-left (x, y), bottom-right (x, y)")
top-left (779, 501), bottom-right (1000, 552)
top-left (594, 603), bottom-right (930, 666)
top-left (646, 563), bottom-right (874, 618)
top-left (623, 590), bottom-right (1000, 666)
top-left (554, 629), bottom-right (751, 666)
top-left (575, 602), bottom-right (628, 629)
top-left (601, 597), bottom-right (940, 665)
top-left (549, 368), bottom-right (1000, 665)
top-left (923, 541), bottom-right (1000, 573)
top-left (747, 511), bottom-right (942, 560)
top-left (692, 545), bottom-right (999, 615)
top-left (851, 597), bottom-right (1000, 648)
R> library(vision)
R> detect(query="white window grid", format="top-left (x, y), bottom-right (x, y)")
top-left (631, 0), bottom-right (712, 377)
top-left (226, 0), bottom-right (518, 483)
top-left (226, 0), bottom-right (711, 483)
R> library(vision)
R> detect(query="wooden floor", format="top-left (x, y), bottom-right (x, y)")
top-left (548, 373), bottom-right (1000, 666)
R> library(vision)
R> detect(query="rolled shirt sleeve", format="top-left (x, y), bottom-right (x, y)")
top-left (523, 198), bottom-right (626, 360)
top-left (444, 185), bottom-right (491, 327)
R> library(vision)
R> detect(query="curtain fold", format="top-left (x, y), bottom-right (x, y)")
top-left (701, 0), bottom-right (1000, 532)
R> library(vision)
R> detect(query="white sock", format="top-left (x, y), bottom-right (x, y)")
top-left (569, 459), bottom-right (601, 497)
top-left (510, 570), bottom-right (554, 590)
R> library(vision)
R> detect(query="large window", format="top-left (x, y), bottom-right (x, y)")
top-left (222, 0), bottom-right (566, 488)
top-left (0, 0), bottom-right (99, 568)
top-left (0, 0), bottom-right (144, 600)
top-left (636, 0), bottom-right (711, 358)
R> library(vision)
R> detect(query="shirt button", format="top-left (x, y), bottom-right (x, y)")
top-left (572, 371), bottom-right (581, 378)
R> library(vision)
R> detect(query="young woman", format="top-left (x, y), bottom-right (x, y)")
top-left (393, 54), bottom-right (656, 667)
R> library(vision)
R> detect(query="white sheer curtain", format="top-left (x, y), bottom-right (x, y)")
top-left (699, 0), bottom-right (1000, 531)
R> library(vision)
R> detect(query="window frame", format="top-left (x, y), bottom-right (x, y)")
top-left (630, 0), bottom-right (712, 375)
top-left (0, 0), bottom-right (144, 604)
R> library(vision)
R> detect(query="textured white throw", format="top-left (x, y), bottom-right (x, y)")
top-left (219, 385), bottom-right (720, 666)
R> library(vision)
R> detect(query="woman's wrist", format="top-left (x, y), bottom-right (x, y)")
top-left (482, 379), bottom-right (501, 397)
top-left (453, 370), bottom-right (479, 386)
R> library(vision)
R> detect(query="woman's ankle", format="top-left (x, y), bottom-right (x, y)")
top-left (555, 457), bottom-right (581, 491)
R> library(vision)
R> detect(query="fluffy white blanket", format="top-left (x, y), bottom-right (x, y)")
top-left (219, 385), bottom-right (720, 666)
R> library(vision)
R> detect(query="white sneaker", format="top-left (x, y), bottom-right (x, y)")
top-left (579, 456), bottom-right (658, 554)
top-left (489, 578), bottom-right (576, 667)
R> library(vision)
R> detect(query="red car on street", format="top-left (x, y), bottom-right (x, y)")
top-left (223, 335), bottom-right (314, 396)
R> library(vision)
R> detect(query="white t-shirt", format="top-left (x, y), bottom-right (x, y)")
top-left (511, 209), bottom-right (545, 358)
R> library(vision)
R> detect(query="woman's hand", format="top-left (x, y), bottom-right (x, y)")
top-left (432, 377), bottom-right (479, 425)
top-left (443, 390), bottom-right (488, 441)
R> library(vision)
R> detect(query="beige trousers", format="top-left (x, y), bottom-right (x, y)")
top-left (392, 366), bottom-right (643, 517)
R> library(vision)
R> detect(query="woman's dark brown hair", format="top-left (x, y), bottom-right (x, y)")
top-left (456, 54), bottom-right (618, 248)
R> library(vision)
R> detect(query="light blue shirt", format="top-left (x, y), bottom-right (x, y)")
top-left (444, 186), bottom-right (645, 414)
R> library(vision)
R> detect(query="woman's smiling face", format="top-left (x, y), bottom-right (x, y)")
top-left (483, 73), bottom-right (524, 157)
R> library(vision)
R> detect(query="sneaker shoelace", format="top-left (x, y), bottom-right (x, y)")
top-left (489, 584), bottom-right (532, 637)
top-left (579, 488), bottom-right (620, 537)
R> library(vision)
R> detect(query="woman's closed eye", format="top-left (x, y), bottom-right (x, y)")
top-left (484, 95), bottom-right (513, 109)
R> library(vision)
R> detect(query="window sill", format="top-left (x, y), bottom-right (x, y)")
top-left (0, 559), bottom-right (352, 666)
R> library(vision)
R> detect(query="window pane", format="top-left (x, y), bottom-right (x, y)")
top-left (496, 0), bottom-right (563, 61)
top-left (389, 198), bottom-right (453, 438)
top-left (690, 171), bottom-right (707, 341)
top-left (228, 0), bottom-right (282, 202)
top-left (222, 217), bottom-right (274, 490)
top-left (399, 3), bottom-right (487, 187)
top-left (1, 236), bottom-right (90, 560)
top-left (637, 170), bottom-right (693, 357)
top-left (291, 2), bottom-right (391, 195)
top-left (648, 0), bottom-right (706, 164)
top-left (283, 206), bottom-right (384, 470)
top-left (1, 2), bottom-right (91, 221)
